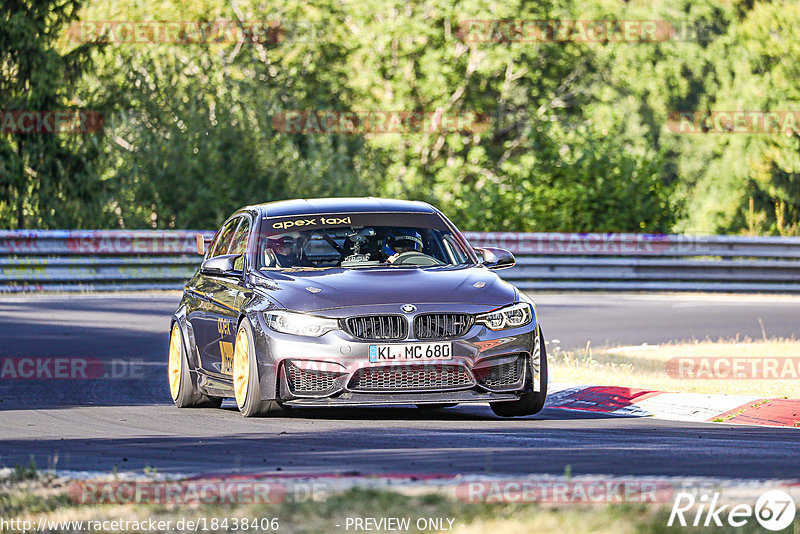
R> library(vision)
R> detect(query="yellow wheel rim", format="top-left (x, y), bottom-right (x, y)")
top-left (233, 326), bottom-right (250, 409)
top-left (168, 325), bottom-right (182, 400)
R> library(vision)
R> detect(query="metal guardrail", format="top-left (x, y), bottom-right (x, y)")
top-left (464, 232), bottom-right (800, 292)
top-left (1, 230), bottom-right (799, 292)
top-left (0, 231), bottom-right (213, 292)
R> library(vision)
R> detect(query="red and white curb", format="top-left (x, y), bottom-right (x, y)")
top-left (547, 383), bottom-right (800, 428)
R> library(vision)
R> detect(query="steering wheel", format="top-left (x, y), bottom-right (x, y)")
top-left (390, 251), bottom-right (443, 266)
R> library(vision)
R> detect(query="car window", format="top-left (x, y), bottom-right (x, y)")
top-left (442, 234), bottom-right (469, 264)
top-left (305, 234), bottom-right (341, 263)
top-left (229, 218), bottom-right (251, 270)
top-left (258, 223), bottom-right (474, 269)
top-left (229, 218), bottom-right (250, 255)
top-left (210, 217), bottom-right (240, 258)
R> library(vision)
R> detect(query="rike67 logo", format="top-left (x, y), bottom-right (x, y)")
top-left (668, 490), bottom-right (796, 531)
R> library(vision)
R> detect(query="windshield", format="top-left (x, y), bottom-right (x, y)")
top-left (256, 214), bottom-right (474, 269)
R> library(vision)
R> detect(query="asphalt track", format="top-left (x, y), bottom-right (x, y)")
top-left (1, 292), bottom-right (799, 479)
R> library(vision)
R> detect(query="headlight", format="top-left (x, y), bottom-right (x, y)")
top-left (475, 303), bottom-right (534, 331)
top-left (264, 311), bottom-right (339, 337)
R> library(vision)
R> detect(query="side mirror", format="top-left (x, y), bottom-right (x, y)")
top-left (475, 247), bottom-right (515, 270)
top-left (201, 254), bottom-right (243, 277)
top-left (196, 233), bottom-right (213, 255)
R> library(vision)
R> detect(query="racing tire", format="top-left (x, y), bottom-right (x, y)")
top-left (168, 323), bottom-right (223, 408)
top-left (233, 318), bottom-right (285, 417)
top-left (490, 325), bottom-right (548, 417)
top-left (415, 403), bottom-right (458, 409)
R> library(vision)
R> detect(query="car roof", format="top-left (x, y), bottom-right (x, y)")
top-left (246, 197), bottom-right (438, 218)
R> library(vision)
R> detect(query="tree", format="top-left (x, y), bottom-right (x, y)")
top-left (5, 0), bottom-right (796, 235)
top-left (0, 0), bottom-right (108, 229)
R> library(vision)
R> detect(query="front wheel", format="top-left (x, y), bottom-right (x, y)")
top-left (490, 325), bottom-right (548, 417)
top-left (233, 318), bottom-right (285, 417)
top-left (168, 323), bottom-right (222, 408)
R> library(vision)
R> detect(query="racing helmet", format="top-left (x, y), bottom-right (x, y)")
top-left (267, 235), bottom-right (296, 256)
top-left (383, 228), bottom-right (424, 257)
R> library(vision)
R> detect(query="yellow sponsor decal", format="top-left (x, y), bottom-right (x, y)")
top-left (217, 317), bottom-right (232, 336)
top-left (219, 341), bottom-right (234, 374)
top-left (272, 218), bottom-right (315, 229)
top-left (271, 216), bottom-right (351, 229)
top-left (320, 216), bottom-right (351, 225)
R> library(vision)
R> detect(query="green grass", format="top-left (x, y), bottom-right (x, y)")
top-left (9, 457), bottom-right (40, 482)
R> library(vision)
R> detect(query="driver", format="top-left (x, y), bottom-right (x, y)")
top-left (383, 228), bottom-right (424, 264)
top-left (264, 234), bottom-right (303, 267)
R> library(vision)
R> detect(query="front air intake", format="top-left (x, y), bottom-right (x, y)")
top-left (344, 315), bottom-right (408, 341)
top-left (348, 364), bottom-right (474, 391)
top-left (414, 313), bottom-right (473, 339)
top-left (285, 361), bottom-right (340, 395)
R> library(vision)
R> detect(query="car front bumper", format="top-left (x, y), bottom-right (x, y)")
top-left (249, 307), bottom-right (540, 406)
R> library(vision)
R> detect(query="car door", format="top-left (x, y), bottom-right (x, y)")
top-left (190, 216), bottom-right (243, 376)
top-left (206, 216), bottom-right (252, 377)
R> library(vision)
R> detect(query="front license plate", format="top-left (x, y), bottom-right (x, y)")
top-left (369, 342), bottom-right (452, 363)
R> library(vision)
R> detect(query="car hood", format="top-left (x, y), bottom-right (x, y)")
top-left (250, 266), bottom-right (518, 313)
